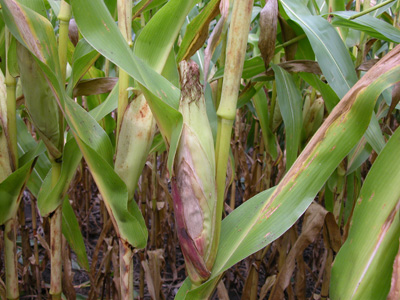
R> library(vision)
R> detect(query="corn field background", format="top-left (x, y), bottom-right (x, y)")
top-left (1, 0), bottom-right (400, 299)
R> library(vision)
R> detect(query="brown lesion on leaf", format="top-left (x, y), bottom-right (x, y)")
top-left (101, 20), bottom-right (110, 32)
top-left (263, 204), bottom-right (280, 220)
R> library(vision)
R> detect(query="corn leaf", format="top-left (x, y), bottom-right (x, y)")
top-left (177, 0), bottom-right (220, 62)
top-left (331, 124), bottom-right (400, 299)
top-left (280, 0), bottom-right (358, 99)
top-left (37, 138), bottom-right (81, 215)
top-left (71, 0), bottom-right (185, 172)
top-left (134, 0), bottom-right (196, 72)
top-left (331, 11), bottom-right (400, 43)
top-left (176, 44), bottom-right (400, 300)
top-left (0, 143), bottom-right (42, 225)
top-left (16, 116), bottom-right (51, 194)
top-left (271, 64), bottom-right (302, 170)
top-left (70, 0), bottom-right (179, 109)
top-left (16, 117), bottom-right (89, 270)
top-left (252, 89), bottom-right (278, 160)
top-left (62, 196), bottom-right (90, 271)
top-left (132, 0), bottom-right (196, 172)
top-left (1, 0), bottom-right (147, 248)
top-left (67, 39), bottom-right (100, 96)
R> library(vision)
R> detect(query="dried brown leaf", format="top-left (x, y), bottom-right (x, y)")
top-left (111, 241), bottom-right (121, 300)
top-left (260, 275), bottom-right (277, 299)
top-left (217, 280), bottom-right (230, 300)
top-left (278, 15), bottom-right (297, 61)
top-left (62, 238), bottom-right (76, 300)
top-left (295, 251), bottom-right (306, 300)
top-left (269, 203), bottom-right (329, 300)
top-left (265, 60), bottom-right (322, 76)
top-left (242, 262), bottom-right (260, 300)
top-left (324, 212), bottom-right (341, 252)
top-left (149, 249), bottom-right (164, 299)
top-left (73, 77), bottom-right (118, 98)
top-left (142, 249), bottom-right (165, 300)
top-left (356, 58), bottom-right (379, 72)
top-left (259, 0), bottom-right (278, 69)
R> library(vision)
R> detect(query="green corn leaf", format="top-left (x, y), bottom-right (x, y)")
top-left (331, 11), bottom-right (400, 43)
top-left (176, 44), bottom-right (400, 300)
top-left (331, 124), bottom-right (400, 299)
top-left (1, 0), bottom-right (147, 248)
top-left (271, 64), bottom-right (302, 170)
top-left (70, 0), bottom-right (179, 108)
top-left (16, 116), bottom-right (51, 195)
top-left (67, 39), bottom-right (100, 96)
top-left (280, 0), bottom-right (358, 99)
top-left (281, 0), bottom-right (386, 167)
top-left (70, 0), bottom-right (186, 172)
top-left (37, 137), bottom-right (81, 215)
top-left (134, 0), bottom-right (195, 72)
top-left (252, 88), bottom-right (278, 160)
top-left (0, 142), bottom-right (42, 225)
top-left (133, 0), bottom-right (196, 174)
top-left (17, 118), bottom-right (90, 272)
top-left (213, 56), bottom-right (267, 80)
top-left (364, 113), bottom-right (386, 154)
top-left (62, 196), bottom-right (90, 271)
top-left (176, 0), bottom-right (220, 62)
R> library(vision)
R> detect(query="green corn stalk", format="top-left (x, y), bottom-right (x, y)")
top-left (171, 60), bottom-right (217, 285)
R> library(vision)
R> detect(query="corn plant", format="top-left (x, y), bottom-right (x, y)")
top-left (1, 0), bottom-right (400, 299)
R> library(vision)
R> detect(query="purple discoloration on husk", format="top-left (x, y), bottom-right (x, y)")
top-left (171, 178), bottom-right (211, 283)
top-left (172, 60), bottom-right (217, 285)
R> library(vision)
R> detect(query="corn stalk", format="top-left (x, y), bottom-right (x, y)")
top-left (3, 28), bottom-right (17, 300)
top-left (214, 0), bottom-right (255, 265)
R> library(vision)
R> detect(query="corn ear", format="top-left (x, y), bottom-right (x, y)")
top-left (172, 60), bottom-right (217, 285)
top-left (0, 69), bottom-right (12, 182)
top-left (114, 93), bottom-right (156, 201)
top-left (304, 97), bottom-right (324, 139)
top-left (302, 94), bottom-right (311, 122)
top-left (259, 0), bottom-right (278, 69)
top-left (16, 42), bottom-right (62, 159)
